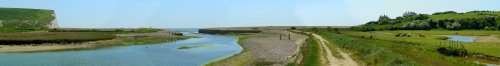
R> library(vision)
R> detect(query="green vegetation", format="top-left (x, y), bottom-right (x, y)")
top-left (370, 30), bottom-right (500, 57)
top-left (356, 11), bottom-right (500, 31)
top-left (0, 32), bottom-right (115, 45)
top-left (382, 30), bottom-right (500, 36)
top-left (303, 29), bottom-right (421, 66)
top-left (24, 36), bottom-right (194, 53)
top-left (49, 28), bottom-right (161, 33)
top-left (94, 36), bottom-right (193, 47)
top-left (343, 10), bottom-right (500, 65)
top-left (302, 28), bottom-right (484, 66)
top-left (299, 33), bottom-right (322, 66)
top-left (0, 7), bottom-right (55, 30)
top-left (177, 44), bottom-right (212, 50)
top-left (0, 28), bottom-right (170, 45)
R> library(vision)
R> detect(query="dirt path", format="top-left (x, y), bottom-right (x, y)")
top-left (474, 35), bottom-right (500, 42)
top-left (312, 33), bottom-right (358, 66)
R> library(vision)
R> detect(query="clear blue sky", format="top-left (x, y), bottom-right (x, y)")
top-left (0, 0), bottom-right (499, 28)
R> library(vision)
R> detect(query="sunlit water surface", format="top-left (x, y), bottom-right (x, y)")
top-left (448, 36), bottom-right (476, 42)
top-left (0, 28), bottom-right (242, 66)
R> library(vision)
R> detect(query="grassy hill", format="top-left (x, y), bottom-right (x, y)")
top-left (0, 7), bottom-right (56, 32)
top-left (355, 11), bottom-right (500, 31)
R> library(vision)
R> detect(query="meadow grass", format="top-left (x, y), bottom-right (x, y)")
top-left (0, 28), bottom-right (169, 45)
top-left (94, 36), bottom-right (193, 46)
top-left (303, 29), bottom-right (482, 66)
top-left (0, 32), bottom-right (115, 40)
top-left (0, 32), bottom-right (117, 44)
top-left (429, 12), bottom-right (497, 20)
top-left (303, 29), bottom-right (422, 66)
top-left (0, 28), bottom-right (39, 33)
top-left (299, 33), bottom-right (322, 66)
top-left (381, 30), bottom-right (500, 36)
top-left (365, 30), bottom-right (500, 57)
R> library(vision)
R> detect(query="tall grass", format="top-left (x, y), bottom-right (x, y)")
top-left (332, 29), bottom-right (483, 66)
top-left (303, 29), bottom-right (421, 66)
top-left (0, 32), bottom-right (115, 45)
top-left (346, 30), bottom-right (500, 57)
top-left (299, 33), bottom-right (322, 66)
top-left (49, 28), bottom-right (160, 33)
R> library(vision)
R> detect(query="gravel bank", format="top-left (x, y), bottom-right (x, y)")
top-left (207, 30), bottom-right (308, 66)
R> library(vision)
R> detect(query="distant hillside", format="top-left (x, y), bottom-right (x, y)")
top-left (0, 7), bottom-right (57, 30)
top-left (354, 11), bottom-right (500, 31)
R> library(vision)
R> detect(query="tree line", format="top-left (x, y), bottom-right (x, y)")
top-left (355, 11), bottom-right (500, 31)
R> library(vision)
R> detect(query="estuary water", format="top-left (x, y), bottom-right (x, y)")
top-left (0, 28), bottom-right (242, 66)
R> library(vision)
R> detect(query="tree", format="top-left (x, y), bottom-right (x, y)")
top-left (366, 21), bottom-right (378, 24)
top-left (467, 10), bottom-right (492, 13)
top-left (432, 11), bottom-right (458, 15)
top-left (403, 11), bottom-right (417, 17)
top-left (377, 15), bottom-right (391, 24)
top-left (0, 20), bottom-right (3, 27)
top-left (378, 15), bottom-right (390, 21)
top-left (485, 26), bottom-right (497, 30)
top-left (496, 18), bottom-right (500, 29)
top-left (403, 22), bottom-right (417, 30)
top-left (326, 27), bottom-right (333, 31)
top-left (418, 21), bottom-right (431, 30)
top-left (448, 22), bottom-right (462, 30)
top-left (395, 16), bottom-right (404, 20)
top-left (415, 14), bottom-right (429, 20)
top-left (484, 17), bottom-right (497, 27)
top-left (289, 27), bottom-right (296, 30)
top-left (428, 20), bottom-right (438, 29)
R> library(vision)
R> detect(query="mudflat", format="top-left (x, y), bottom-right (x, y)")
top-left (0, 44), bottom-right (91, 52)
top-left (0, 32), bottom-right (186, 53)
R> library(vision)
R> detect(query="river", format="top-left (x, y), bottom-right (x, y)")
top-left (0, 28), bottom-right (242, 66)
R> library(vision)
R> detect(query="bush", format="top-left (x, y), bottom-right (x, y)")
top-left (433, 11), bottom-right (458, 15)
top-left (136, 28), bottom-right (160, 32)
top-left (290, 27), bottom-right (297, 30)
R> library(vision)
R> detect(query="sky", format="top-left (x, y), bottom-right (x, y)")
top-left (0, 0), bottom-right (499, 28)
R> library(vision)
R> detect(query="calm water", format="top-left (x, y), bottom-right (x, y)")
top-left (448, 36), bottom-right (476, 42)
top-left (0, 28), bottom-right (242, 66)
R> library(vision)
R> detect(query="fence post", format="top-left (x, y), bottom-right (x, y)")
top-left (288, 34), bottom-right (291, 40)
top-left (280, 34), bottom-right (282, 40)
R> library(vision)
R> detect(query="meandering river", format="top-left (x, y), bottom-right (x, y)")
top-left (0, 28), bottom-right (242, 66)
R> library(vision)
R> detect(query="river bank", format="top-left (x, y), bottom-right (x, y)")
top-left (0, 29), bottom-right (243, 66)
top-left (0, 31), bottom-right (193, 53)
top-left (206, 30), bottom-right (308, 66)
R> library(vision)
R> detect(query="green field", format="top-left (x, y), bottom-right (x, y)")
top-left (0, 32), bottom-right (116, 45)
top-left (0, 28), bottom-right (164, 45)
top-left (430, 12), bottom-right (500, 20)
top-left (362, 30), bottom-right (500, 57)
top-left (302, 29), bottom-right (487, 66)
top-left (298, 33), bottom-right (323, 66)
top-left (0, 7), bottom-right (55, 30)
top-left (0, 32), bottom-right (114, 40)
top-left (325, 10), bottom-right (500, 65)
top-left (382, 30), bottom-right (500, 36)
